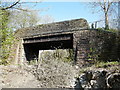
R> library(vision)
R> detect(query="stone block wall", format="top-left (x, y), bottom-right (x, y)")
top-left (73, 29), bottom-right (119, 66)
top-left (14, 29), bottom-right (119, 66)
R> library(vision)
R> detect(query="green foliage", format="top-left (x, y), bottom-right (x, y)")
top-left (37, 49), bottom-right (73, 64)
top-left (53, 49), bottom-right (73, 63)
top-left (0, 10), bottom-right (14, 65)
top-left (62, 57), bottom-right (72, 63)
top-left (78, 61), bottom-right (120, 74)
top-left (27, 49), bottom-right (73, 65)
top-left (28, 60), bottom-right (37, 65)
top-left (106, 29), bottom-right (119, 33)
top-left (97, 28), bottom-right (119, 33)
top-left (95, 61), bottom-right (120, 68)
top-left (97, 28), bottom-right (104, 30)
top-left (88, 47), bottom-right (99, 61)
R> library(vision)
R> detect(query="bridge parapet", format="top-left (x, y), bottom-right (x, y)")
top-left (15, 18), bottom-right (89, 39)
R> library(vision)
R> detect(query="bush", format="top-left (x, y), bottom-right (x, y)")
top-left (38, 49), bottom-right (73, 63)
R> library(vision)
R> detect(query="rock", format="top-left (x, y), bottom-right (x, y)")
top-left (91, 70), bottom-right (107, 88)
top-left (90, 80), bottom-right (99, 89)
top-left (74, 77), bottom-right (83, 89)
top-left (107, 73), bottom-right (120, 88)
top-left (86, 71), bottom-right (93, 82)
top-left (74, 70), bottom-right (108, 89)
top-left (79, 71), bottom-right (92, 89)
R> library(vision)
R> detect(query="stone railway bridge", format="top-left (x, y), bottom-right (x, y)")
top-left (14, 18), bottom-right (119, 65)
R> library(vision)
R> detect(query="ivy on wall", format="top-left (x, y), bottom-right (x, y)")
top-left (0, 10), bottom-right (15, 65)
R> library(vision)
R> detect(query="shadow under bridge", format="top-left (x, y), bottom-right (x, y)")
top-left (23, 33), bottom-right (73, 61)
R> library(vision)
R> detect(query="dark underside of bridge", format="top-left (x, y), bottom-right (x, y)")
top-left (23, 34), bottom-right (73, 61)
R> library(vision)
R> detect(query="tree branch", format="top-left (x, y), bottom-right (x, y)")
top-left (99, 2), bottom-right (105, 11)
top-left (1, 0), bottom-right (20, 10)
top-left (13, 7), bottom-right (30, 12)
top-left (107, 1), bottom-right (113, 12)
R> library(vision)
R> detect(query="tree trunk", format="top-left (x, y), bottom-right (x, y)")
top-left (105, 12), bottom-right (109, 30)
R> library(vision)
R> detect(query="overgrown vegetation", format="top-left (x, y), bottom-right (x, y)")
top-left (25, 50), bottom-right (77, 88)
top-left (28, 49), bottom-right (74, 65)
top-left (34, 59), bottom-right (76, 88)
top-left (78, 61), bottom-right (120, 75)
top-left (52, 49), bottom-right (73, 63)
top-left (0, 10), bottom-right (15, 65)
top-left (95, 61), bottom-right (120, 68)
top-left (97, 28), bottom-right (119, 33)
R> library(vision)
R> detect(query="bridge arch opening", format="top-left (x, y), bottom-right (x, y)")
top-left (23, 34), bottom-right (73, 62)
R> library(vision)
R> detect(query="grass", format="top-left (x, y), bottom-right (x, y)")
top-left (77, 61), bottom-right (120, 76)
top-left (95, 61), bottom-right (120, 68)
top-left (96, 28), bottom-right (119, 33)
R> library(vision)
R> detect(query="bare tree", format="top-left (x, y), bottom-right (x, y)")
top-left (0, 0), bottom-right (54, 30)
top-left (0, 0), bottom-right (21, 10)
top-left (9, 10), bottom-right (40, 30)
top-left (39, 15), bottom-right (54, 24)
top-left (88, 0), bottom-right (118, 30)
top-left (0, 0), bottom-right (40, 11)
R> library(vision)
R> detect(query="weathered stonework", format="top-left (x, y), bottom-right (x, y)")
top-left (15, 18), bottom-right (89, 39)
top-left (14, 18), bottom-right (119, 65)
top-left (73, 30), bottom-right (118, 66)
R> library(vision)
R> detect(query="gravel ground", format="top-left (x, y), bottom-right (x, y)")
top-left (0, 59), bottom-right (77, 89)
top-left (0, 65), bottom-right (40, 89)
